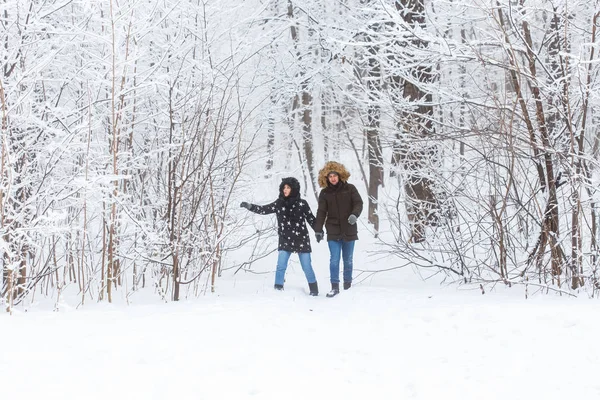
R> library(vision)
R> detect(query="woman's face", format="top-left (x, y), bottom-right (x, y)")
top-left (283, 184), bottom-right (291, 197)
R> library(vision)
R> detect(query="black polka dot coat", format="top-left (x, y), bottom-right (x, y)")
top-left (245, 177), bottom-right (316, 253)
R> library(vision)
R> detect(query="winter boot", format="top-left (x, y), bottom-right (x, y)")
top-left (343, 281), bottom-right (352, 290)
top-left (308, 282), bottom-right (319, 296)
top-left (274, 284), bottom-right (284, 291)
top-left (326, 282), bottom-right (340, 298)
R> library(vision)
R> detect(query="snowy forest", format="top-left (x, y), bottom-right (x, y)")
top-left (2, 0), bottom-right (600, 312)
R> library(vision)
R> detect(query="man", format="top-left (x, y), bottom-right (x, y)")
top-left (314, 161), bottom-right (363, 297)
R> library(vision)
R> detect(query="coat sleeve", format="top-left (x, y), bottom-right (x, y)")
top-left (248, 201), bottom-right (278, 215)
top-left (314, 190), bottom-right (327, 233)
top-left (350, 184), bottom-right (363, 217)
top-left (302, 200), bottom-right (317, 230)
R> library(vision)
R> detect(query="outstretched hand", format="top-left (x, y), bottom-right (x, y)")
top-left (348, 214), bottom-right (357, 225)
top-left (240, 201), bottom-right (251, 210)
top-left (315, 232), bottom-right (324, 243)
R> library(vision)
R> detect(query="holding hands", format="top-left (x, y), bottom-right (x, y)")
top-left (315, 232), bottom-right (324, 243)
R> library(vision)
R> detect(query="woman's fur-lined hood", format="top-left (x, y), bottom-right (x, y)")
top-left (279, 177), bottom-right (301, 200)
top-left (318, 161), bottom-right (351, 188)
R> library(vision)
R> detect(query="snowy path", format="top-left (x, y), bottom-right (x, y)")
top-left (2, 275), bottom-right (599, 400)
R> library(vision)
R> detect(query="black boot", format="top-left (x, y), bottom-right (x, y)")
top-left (308, 282), bottom-right (318, 296)
top-left (274, 284), bottom-right (284, 291)
top-left (326, 282), bottom-right (340, 298)
top-left (343, 281), bottom-right (352, 290)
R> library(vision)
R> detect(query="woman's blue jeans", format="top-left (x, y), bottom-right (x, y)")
top-left (275, 251), bottom-right (316, 286)
top-left (328, 239), bottom-right (355, 284)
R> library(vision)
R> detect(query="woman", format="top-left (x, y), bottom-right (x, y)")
top-left (240, 177), bottom-right (319, 296)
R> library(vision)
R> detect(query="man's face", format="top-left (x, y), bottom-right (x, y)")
top-left (328, 173), bottom-right (339, 185)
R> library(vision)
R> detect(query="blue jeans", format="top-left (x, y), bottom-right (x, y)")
top-left (328, 239), bottom-right (355, 284)
top-left (275, 251), bottom-right (316, 286)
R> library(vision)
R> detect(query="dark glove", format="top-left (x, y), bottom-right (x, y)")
top-left (315, 232), bottom-right (324, 243)
top-left (240, 201), bottom-right (251, 210)
top-left (348, 214), bottom-right (357, 225)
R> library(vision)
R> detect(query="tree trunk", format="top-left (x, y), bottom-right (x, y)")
top-left (265, 94), bottom-right (275, 176)
top-left (365, 46), bottom-right (383, 235)
top-left (522, 19), bottom-right (562, 278)
top-left (288, 0), bottom-right (318, 201)
top-left (393, 0), bottom-right (440, 243)
top-left (301, 90), bottom-right (318, 200)
top-left (366, 106), bottom-right (383, 234)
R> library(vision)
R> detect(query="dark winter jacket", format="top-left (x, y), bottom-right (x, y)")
top-left (246, 177), bottom-right (316, 253)
top-left (314, 161), bottom-right (363, 241)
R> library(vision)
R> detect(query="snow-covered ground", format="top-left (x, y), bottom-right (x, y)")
top-left (2, 235), bottom-right (599, 399)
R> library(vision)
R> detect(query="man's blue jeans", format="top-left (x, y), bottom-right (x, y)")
top-left (275, 251), bottom-right (316, 286)
top-left (328, 239), bottom-right (355, 284)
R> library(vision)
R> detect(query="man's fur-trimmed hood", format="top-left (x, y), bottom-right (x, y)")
top-left (318, 161), bottom-right (351, 188)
